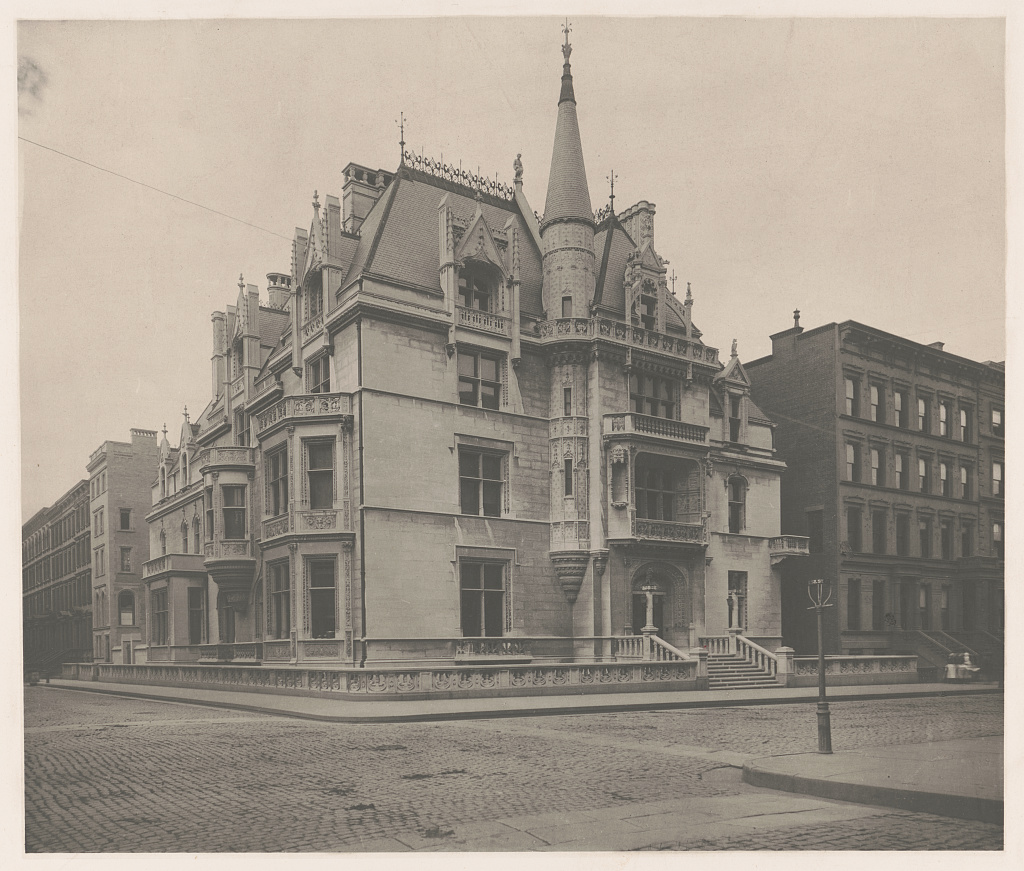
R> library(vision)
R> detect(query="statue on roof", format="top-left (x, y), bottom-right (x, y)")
top-left (514, 153), bottom-right (523, 181)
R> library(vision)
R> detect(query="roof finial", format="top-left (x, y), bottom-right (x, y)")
top-left (731, 338), bottom-right (738, 359)
top-left (686, 281), bottom-right (692, 301)
top-left (794, 308), bottom-right (801, 328)
top-left (183, 405), bottom-right (189, 424)
top-left (607, 169), bottom-right (617, 211)
top-left (162, 422), bottom-right (168, 438)
top-left (562, 18), bottom-right (572, 58)
top-left (397, 111), bottom-right (406, 165)
top-left (312, 190), bottom-right (320, 211)
top-left (238, 273), bottom-right (244, 292)
top-left (669, 269), bottom-right (677, 296)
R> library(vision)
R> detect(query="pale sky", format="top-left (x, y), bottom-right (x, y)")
top-left (17, 13), bottom-right (1007, 519)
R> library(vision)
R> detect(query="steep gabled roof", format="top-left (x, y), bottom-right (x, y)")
top-left (593, 218), bottom-right (634, 315)
top-left (542, 41), bottom-right (593, 226)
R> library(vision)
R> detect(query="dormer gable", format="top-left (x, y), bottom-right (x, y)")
top-left (454, 208), bottom-right (509, 280)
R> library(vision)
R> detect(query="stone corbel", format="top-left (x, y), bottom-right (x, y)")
top-left (550, 552), bottom-right (590, 605)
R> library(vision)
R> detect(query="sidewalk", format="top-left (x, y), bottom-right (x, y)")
top-left (38, 676), bottom-right (999, 723)
top-left (744, 736), bottom-right (1003, 825)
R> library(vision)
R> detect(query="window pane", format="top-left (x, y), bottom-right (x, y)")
top-left (483, 591), bottom-right (504, 636)
top-left (462, 563), bottom-right (482, 589)
top-left (459, 451), bottom-right (480, 477)
top-left (480, 356), bottom-right (499, 382)
top-left (224, 508), bottom-right (246, 539)
top-left (309, 471), bottom-right (333, 509)
top-left (482, 482), bottom-right (502, 517)
top-left (223, 485), bottom-right (245, 507)
top-left (308, 443), bottom-right (332, 470)
top-left (458, 378), bottom-right (478, 406)
top-left (480, 383), bottom-right (499, 409)
top-left (461, 591), bottom-right (482, 635)
top-left (481, 454), bottom-right (502, 480)
top-left (458, 354), bottom-right (477, 377)
top-left (460, 479), bottom-right (480, 515)
top-left (310, 589), bottom-right (336, 638)
top-left (483, 564), bottom-right (503, 590)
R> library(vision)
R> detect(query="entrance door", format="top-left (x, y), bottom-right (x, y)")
top-left (632, 593), bottom-right (664, 637)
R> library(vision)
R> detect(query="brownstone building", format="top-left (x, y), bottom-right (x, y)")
top-left (745, 317), bottom-right (1004, 673)
top-left (136, 34), bottom-right (805, 677)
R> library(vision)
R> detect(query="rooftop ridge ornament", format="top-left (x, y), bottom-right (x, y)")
top-left (312, 190), bottom-right (319, 211)
top-left (237, 273), bottom-right (244, 292)
top-left (562, 18), bottom-right (572, 59)
top-left (670, 269), bottom-right (677, 295)
top-left (402, 150), bottom-right (515, 200)
top-left (607, 168), bottom-right (617, 210)
top-left (397, 112), bottom-right (406, 165)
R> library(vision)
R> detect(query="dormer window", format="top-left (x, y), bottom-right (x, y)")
top-left (458, 266), bottom-right (495, 313)
top-left (729, 395), bottom-right (742, 442)
top-left (635, 280), bottom-right (658, 331)
top-left (182, 450), bottom-right (189, 485)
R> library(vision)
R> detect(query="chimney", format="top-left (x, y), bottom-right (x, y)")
top-left (266, 272), bottom-right (292, 310)
top-left (618, 201), bottom-right (656, 248)
top-left (211, 311), bottom-right (227, 399)
top-left (342, 163), bottom-right (391, 234)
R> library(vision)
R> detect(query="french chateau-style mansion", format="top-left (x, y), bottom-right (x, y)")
top-left (134, 33), bottom-right (810, 678)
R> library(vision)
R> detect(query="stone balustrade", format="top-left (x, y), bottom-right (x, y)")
top-left (632, 514), bottom-right (707, 545)
top-left (254, 393), bottom-right (352, 436)
top-left (197, 445), bottom-right (256, 470)
top-left (538, 317), bottom-right (720, 367)
top-left (456, 305), bottom-right (512, 337)
top-left (768, 535), bottom-right (811, 564)
top-left (142, 553), bottom-right (207, 579)
top-left (605, 412), bottom-right (708, 444)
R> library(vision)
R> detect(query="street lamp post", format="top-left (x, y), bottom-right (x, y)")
top-left (807, 578), bottom-right (834, 753)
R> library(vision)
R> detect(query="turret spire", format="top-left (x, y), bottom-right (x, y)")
top-left (542, 24), bottom-right (593, 228)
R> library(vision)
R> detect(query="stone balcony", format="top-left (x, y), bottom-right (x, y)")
top-left (769, 535), bottom-right (811, 565)
top-left (456, 305), bottom-right (512, 337)
top-left (197, 445), bottom-right (256, 472)
top-left (632, 513), bottom-right (708, 546)
top-left (537, 317), bottom-right (720, 367)
top-left (262, 509), bottom-right (349, 541)
top-left (604, 412), bottom-right (708, 445)
top-left (142, 553), bottom-right (207, 579)
top-left (253, 392), bottom-right (353, 438)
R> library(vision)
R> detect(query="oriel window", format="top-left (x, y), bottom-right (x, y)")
top-left (222, 485), bottom-right (246, 540)
top-left (307, 442), bottom-right (334, 510)
top-left (308, 560), bottom-right (336, 639)
top-left (267, 446), bottom-right (289, 516)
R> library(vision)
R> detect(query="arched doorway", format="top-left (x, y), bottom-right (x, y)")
top-left (628, 563), bottom-right (688, 646)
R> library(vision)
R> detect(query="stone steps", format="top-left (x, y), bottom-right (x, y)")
top-left (706, 654), bottom-right (781, 690)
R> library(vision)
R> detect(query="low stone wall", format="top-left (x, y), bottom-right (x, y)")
top-left (61, 659), bottom-right (706, 701)
top-left (786, 655), bottom-right (918, 687)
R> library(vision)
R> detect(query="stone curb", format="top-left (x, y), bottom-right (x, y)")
top-left (742, 761), bottom-right (1003, 825)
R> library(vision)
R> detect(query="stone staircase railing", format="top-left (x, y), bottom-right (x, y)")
top-left (648, 635), bottom-right (691, 662)
top-left (735, 635), bottom-right (778, 678)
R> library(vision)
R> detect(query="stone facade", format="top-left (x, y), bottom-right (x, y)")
top-left (129, 36), bottom-right (802, 672)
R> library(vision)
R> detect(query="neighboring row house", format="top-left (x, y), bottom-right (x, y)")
top-left (746, 317), bottom-right (1005, 672)
top-left (134, 33), bottom-right (806, 671)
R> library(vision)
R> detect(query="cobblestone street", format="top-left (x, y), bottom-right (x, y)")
top-left (23, 687), bottom-right (1003, 852)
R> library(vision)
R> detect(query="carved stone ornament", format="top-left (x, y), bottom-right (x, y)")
top-left (550, 552), bottom-right (590, 605)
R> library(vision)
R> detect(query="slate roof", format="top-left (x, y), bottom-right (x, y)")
top-left (341, 168), bottom-right (545, 317)
top-left (542, 71), bottom-right (593, 226)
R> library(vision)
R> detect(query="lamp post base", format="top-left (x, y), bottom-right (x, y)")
top-left (816, 701), bottom-right (833, 754)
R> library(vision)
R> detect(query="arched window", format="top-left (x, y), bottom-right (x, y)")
top-left (160, 466), bottom-right (166, 499)
top-left (181, 521), bottom-right (189, 553)
top-left (118, 590), bottom-right (135, 626)
top-left (193, 517), bottom-right (201, 554)
top-left (728, 477), bottom-right (747, 534)
top-left (458, 262), bottom-right (499, 314)
top-left (182, 451), bottom-right (189, 485)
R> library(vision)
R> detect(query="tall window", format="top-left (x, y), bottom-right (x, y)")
top-left (846, 443), bottom-right (860, 482)
top-left (940, 519), bottom-right (952, 560)
top-left (563, 458), bottom-right (573, 496)
top-left (308, 355), bottom-right (330, 394)
top-left (459, 449), bottom-right (503, 517)
top-left (894, 390), bottom-right (908, 428)
top-left (728, 477), bottom-right (746, 534)
top-left (896, 514), bottom-right (910, 556)
top-left (918, 457), bottom-right (930, 493)
top-left (847, 579), bottom-right (861, 630)
top-left (460, 561), bottom-right (505, 637)
top-left (120, 547), bottom-right (131, 572)
top-left (871, 448), bottom-right (883, 486)
top-left (959, 407), bottom-right (970, 442)
top-left (895, 452), bottom-right (908, 490)
top-left (870, 385), bottom-right (883, 423)
top-left (845, 377), bottom-right (859, 417)
top-left (222, 485), bottom-right (246, 539)
top-left (307, 442), bottom-right (334, 510)
top-left (118, 590), bottom-right (135, 626)
top-left (561, 296), bottom-right (572, 318)
top-left (919, 518), bottom-right (932, 558)
top-left (95, 546), bottom-right (105, 577)
top-left (563, 387), bottom-right (572, 416)
top-left (961, 520), bottom-right (974, 558)
top-left (918, 396), bottom-right (930, 433)
top-left (160, 529), bottom-right (167, 556)
top-left (939, 462), bottom-right (949, 496)
top-left (309, 560), bottom-right (336, 639)
top-left (959, 464), bottom-right (971, 500)
top-left (181, 521), bottom-right (189, 553)
top-left (637, 284), bottom-right (657, 331)
top-left (233, 409), bottom-right (249, 447)
top-left (993, 521), bottom-right (1003, 560)
top-left (193, 517), bottom-right (201, 554)
top-left (458, 350), bottom-right (500, 409)
top-left (992, 407), bottom-right (1003, 438)
top-left (846, 506), bottom-right (862, 552)
top-left (872, 510), bottom-right (887, 554)
top-left (120, 509), bottom-right (131, 531)
top-left (872, 579), bottom-right (886, 630)
top-left (182, 450), bottom-right (189, 485)
top-left (205, 486), bottom-right (214, 540)
top-left (151, 588), bottom-right (168, 645)
top-left (636, 458), bottom-right (677, 521)
top-left (729, 395), bottom-right (742, 443)
top-left (939, 400), bottom-right (951, 437)
top-left (188, 587), bottom-right (205, 645)
top-left (458, 271), bottom-right (492, 312)
top-left (267, 446), bottom-right (289, 516)
top-left (630, 373), bottom-right (675, 419)
top-left (270, 561), bottom-right (290, 640)
top-left (992, 461), bottom-right (1003, 497)
top-left (307, 282), bottom-right (324, 320)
